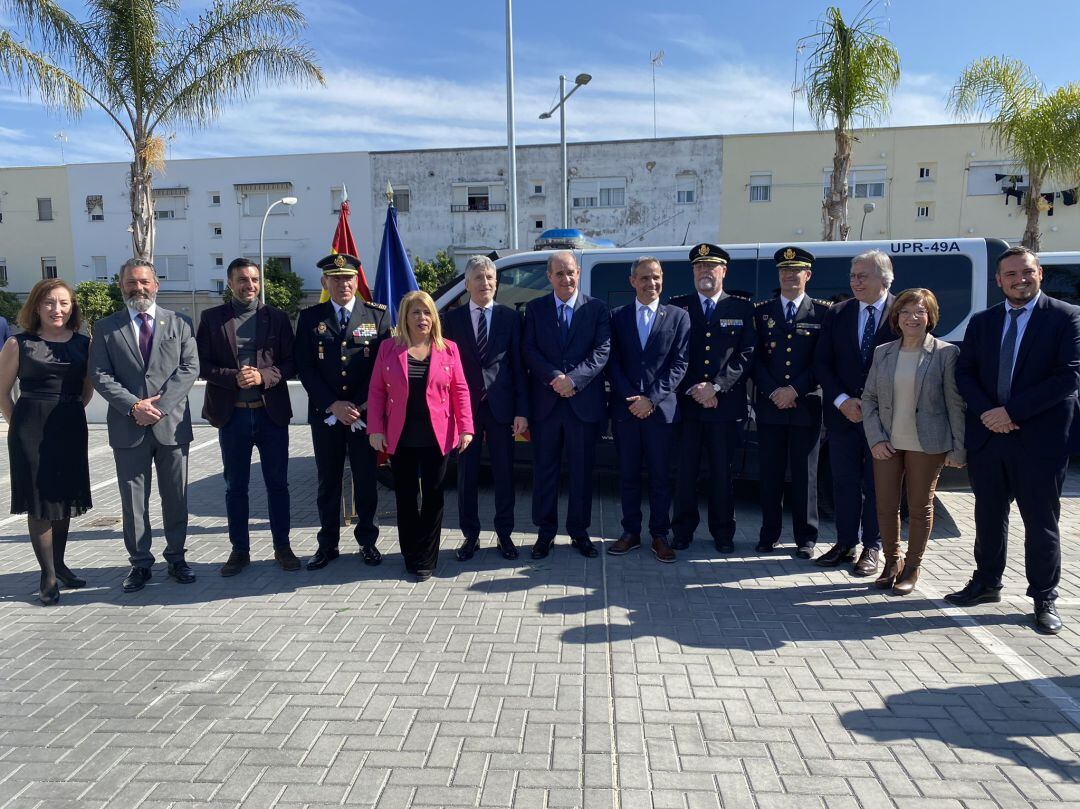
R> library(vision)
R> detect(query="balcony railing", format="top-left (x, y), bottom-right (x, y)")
top-left (450, 203), bottom-right (507, 212)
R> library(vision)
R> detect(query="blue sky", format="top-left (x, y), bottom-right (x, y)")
top-left (1, 0), bottom-right (1078, 165)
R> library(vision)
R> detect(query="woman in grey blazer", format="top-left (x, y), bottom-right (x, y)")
top-left (862, 289), bottom-right (965, 595)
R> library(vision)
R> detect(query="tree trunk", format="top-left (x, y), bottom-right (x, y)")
top-left (129, 145), bottom-right (155, 261)
top-left (1021, 173), bottom-right (1042, 252)
top-left (822, 123), bottom-right (853, 241)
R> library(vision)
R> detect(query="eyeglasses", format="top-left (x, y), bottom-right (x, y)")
top-left (899, 308), bottom-right (929, 318)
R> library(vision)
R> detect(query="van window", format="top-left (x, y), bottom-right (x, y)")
top-left (494, 260), bottom-right (551, 314)
top-left (1041, 262), bottom-right (1080, 306)
top-left (590, 259), bottom-right (758, 310)
top-left (781, 254), bottom-right (974, 336)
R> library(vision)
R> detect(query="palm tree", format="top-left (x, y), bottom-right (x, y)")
top-left (804, 3), bottom-right (900, 240)
top-left (0, 0), bottom-right (324, 260)
top-left (949, 57), bottom-right (1080, 251)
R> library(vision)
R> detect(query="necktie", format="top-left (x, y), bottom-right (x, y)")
top-left (786, 301), bottom-right (796, 325)
top-left (475, 307), bottom-right (488, 359)
top-left (339, 306), bottom-right (349, 332)
top-left (138, 312), bottom-right (153, 365)
top-left (638, 306), bottom-right (651, 348)
top-left (559, 303), bottom-right (570, 344)
top-left (860, 305), bottom-right (876, 366)
top-left (703, 298), bottom-right (715, 321)
top-left (997, 308), bottom-right (1024, 405)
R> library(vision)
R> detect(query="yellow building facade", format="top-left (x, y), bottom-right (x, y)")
top-left (719, 123), bottom-right (1079, 250)
top-left (0, 166), bottom-right (75, 294)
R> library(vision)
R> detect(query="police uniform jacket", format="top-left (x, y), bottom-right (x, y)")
top-left (294, 298), bottom-right (391, 423)
top-left (670, 292), bottom-right (756, 422)
top-left (751, 296), bottom-right (830, 427)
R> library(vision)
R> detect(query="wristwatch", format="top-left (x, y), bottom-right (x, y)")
top-left (711, 383), bottom-right (722, 393)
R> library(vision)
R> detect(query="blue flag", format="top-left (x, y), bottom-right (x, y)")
top-left (373, 203), bottom-right (419, 326)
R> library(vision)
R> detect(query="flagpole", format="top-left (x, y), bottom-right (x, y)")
top-left (505, 0), bottom-right (519, 250)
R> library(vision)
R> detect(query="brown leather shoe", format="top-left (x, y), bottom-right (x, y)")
top-left (814, 543), bottom-right (856, 567)
top-left (875, 558), bottom-right (903, 589)
top-left (274, 547), bottom-right (301, 571)
top-left (651, 536), bottom-right (676, 563)
top-left (853, 547), bottom-right (880, 577)
top-left (607, 533), bottom-right (641, 556)
top-left (892, 564), bottom-right (920, 595)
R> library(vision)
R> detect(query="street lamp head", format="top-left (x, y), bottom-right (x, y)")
top-left (574, 73), bottom-right (592, 86)
top-left (539, 112), bottom-right (552, 120)
top-left (863, 202), bottom-right (876, 214)
top-left (282, 196), bottom-right (298, 206)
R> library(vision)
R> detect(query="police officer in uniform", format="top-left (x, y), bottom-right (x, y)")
top-left (295, 254), bottom-right (391, 570)
top-left (752, 246), bottom-right (830, 558)
top-left (670, 243), bottom-right (756, 553)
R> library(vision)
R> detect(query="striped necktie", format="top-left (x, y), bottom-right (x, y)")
top-left (475, 307), bottom-right (488, 359)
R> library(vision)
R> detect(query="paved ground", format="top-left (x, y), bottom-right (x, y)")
top-left (0, 425), bottom-right (1078, 809)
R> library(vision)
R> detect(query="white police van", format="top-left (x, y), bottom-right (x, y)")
top-left (433, 235), bottom-right (1011, 481)
top-left (1038, 251), bottom-right (1080, 307)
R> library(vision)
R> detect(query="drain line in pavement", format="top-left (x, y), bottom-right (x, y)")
top-left (599, 502), bottom-right (621, 809)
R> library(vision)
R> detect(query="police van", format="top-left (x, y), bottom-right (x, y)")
top-left (1038, 251), bottom-right (1080, 307)
top-left (433, 236), bottom-right (1011, 477)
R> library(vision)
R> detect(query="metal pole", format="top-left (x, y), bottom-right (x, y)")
top-left (560, 74), bottom-right (568, 229)
top-left (652, 63), bottom-right (657, 139)
top-left (505, 0), bottom-right (519, 249)
top-left (259, 200), bottom-right (279, 304)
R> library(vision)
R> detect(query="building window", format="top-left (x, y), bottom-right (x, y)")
top-left (570, 178), bottom-right (626, 209)
top-left (155, 209), bottom-right (176, 220)
top-left (823, 167), bottom-right (885, 199)
top-left (37, 198), bottom-right (53, 221)
top-left (916, 202), bottom-right (934, 220)
top-left (599, 183), bottom-right (625, 207)
top-left (967, 162), bottom-right (1025, 196)
top-left (571, 183), bottom-right (597, 208)
top-left (242, 191), bottom-right (290, 217)
top-left (86, 195), bottom-right (104, 221)
top-left (213, 254), bottom-right (224, 268)
top-left (41, 257), bottom-right (57, 278)
top-left (331, 187), bottom-right (344, 214)
top-left (749, 173), bottom-right (772, 203)
top-left (467, 186), bottom-right (490, 211)
top-left (210, 223), bottom-right (222, 238)
top-left (209, 192), bottom-right (221, 206)
top-left (91, 256), bottom-right (109, 279)
top-left (531, 181), bottom-right (545, 195)
top-left (676, 173), bottom-right (698, 204)
top-left (917, 163), bottom-right (936, 182)
top-left (533, 217), bottom-right (545, 230)
top-left (0, 261), bottom-right (7, 284)
top-left (156, 254), bottom-right (189, 282)
top-left (214, 279), bottom-right (225, 293)
top-left (395, 189), bottom-right (410, 213)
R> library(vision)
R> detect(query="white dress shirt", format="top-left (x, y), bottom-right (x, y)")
top-left (127, 303), bottom-right (158, 344)
top-left (1001, 291), bottom-right (1040, 372)
top-left (834, 292), bottom-right (888, 409)
top-left (470, 300), bottom-right (494, 340)
top-left (553, 290), bottom-right (579, 328)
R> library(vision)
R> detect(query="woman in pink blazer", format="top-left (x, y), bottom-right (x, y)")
top-left (368, 291), bottom-right (473, 581)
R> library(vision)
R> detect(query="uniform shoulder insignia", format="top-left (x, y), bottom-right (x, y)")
top-left (729, 292), bottom-right (752, 302)
top-left (366, 300), bottom-right (388, 310)
top-left (753, 299), bottom-right (770, 308)
top-left (814, 298), bottom-right (833, 307)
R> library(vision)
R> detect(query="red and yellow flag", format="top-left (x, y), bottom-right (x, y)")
top-left (322, 184), bottom-right (373, 302)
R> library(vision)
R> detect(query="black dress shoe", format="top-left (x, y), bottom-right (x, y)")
top-left (571, 536), bottom-right (599, 558)
top-left (122, 566), bottom-right (152, 593)
top-left (168, 561), bottom-right (196, 584)
top-left (415, 570), bottom-right (432, 583)
top-left (794, 545), bottom-right (815, 560)
top-left (497, 536), bottom-right (519, 560)
top-left (531, 537), bottom-right (554, 559)
top-left (670, 537), bottom-right (691, 551)
top-left (306, 548), bottom-right (340, 570)
top-left (1034, 601), bottom-right (1063, 635)
top-left (359, 544), bottom-right (382, 566)
top-left (274, 547), bottom-right (301, 571)
top-left (944, 578), bottom-right (1003, 606)
top-left (714, 538), bottom-right (735, 554)
top-left (755, 538), bottom-right (777, 553)
top-left (814, 543), bottom-right (857, 567)
top-left (219, 551), bottom-right (250, 577)
top-left (55, 566), bottom-right (86, 589)
top-left (456, 537), bottom-right (480, 561)
top-left (38, 576), bottom-right (59, 606)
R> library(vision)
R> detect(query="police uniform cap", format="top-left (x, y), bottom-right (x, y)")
top-left (318, 253), bottom-right (361, 277)
top-left (774, 245), bottom-right (814, 269)
top-left (689, 243), bottom-right (730, 266)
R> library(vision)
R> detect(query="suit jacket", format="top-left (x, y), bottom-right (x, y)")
top-left (956, 293), bottom-right (1080, 459)
top-left (522, 292), bottom-right (611, 423)
top-left (607, 302), bottom-right (690, 424)
top-left (813, 293), bottom-right (896, 432)
top-left (752, 296), bottom-right (830, 427)
top-left (367, 338), bottom-right (474, 455)
top-left (294, 298), bottom-right (391, 423)
top-left (89, 307), bottom-right (199, 448)
top-left (670, 292), bottom-right (756, 422)
top-left (862, 334), bottom-right (966, 462)
top-left (441, 303), bottom-right (528, 424)
top-left (196, 301), bottom-right (295, 428)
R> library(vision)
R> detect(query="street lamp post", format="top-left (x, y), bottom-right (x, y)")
top-left (859, 201), bottom-right (876, 240)
top-left (259, 196), bottom-right (298, 303)
top-left (539, 72), bottom-right (591, 228)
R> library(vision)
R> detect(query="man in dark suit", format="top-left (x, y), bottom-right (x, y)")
top-left (522, 250), bottom-right (610, 559)
top-left (606, 256), bottom-right (690, 562)
top-left (947, 246), bottom-right (1080, 634)
top-left (670, 243), bottom-right (756, 553)
top-left (295, 254), bottom-right (391, 571)
top-left (753, 246), bottom-right (831, 558)
top-left (197, 258), bottom-right (298, 576)
top-left (813, 249), bottom-right (896, 576)
top-left (442, 255), bottom-right (529, 561)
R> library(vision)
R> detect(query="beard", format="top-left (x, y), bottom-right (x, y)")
top-left (125, 291), bottom-right (155, 313)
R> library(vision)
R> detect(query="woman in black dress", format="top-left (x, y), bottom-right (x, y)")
top-left (0, 279), bottom-right (93, 605)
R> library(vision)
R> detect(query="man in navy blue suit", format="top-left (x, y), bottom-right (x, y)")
top-left (947, 246), bottom-right (1080, 635)
top-left (442, 255), bottom-right (529, 561)
top-left (606, 257), bottom-right (690, 562)
top-left (523, 251), bottom-right (611, 559)
top-left (670, 243), bottom-right (756, 553)
top-left (812, 250), bottom-right (896, 577)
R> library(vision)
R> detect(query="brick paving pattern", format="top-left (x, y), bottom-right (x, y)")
top-left (0, 425), bottom-right (1077, 808)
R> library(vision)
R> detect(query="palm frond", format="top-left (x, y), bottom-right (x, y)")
top-left (948, 56), bottom-right (1042, 126)
top-left (0, 29), bottom-right (85, 112)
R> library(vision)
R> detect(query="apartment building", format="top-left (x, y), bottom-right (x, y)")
top-left (0, 165), bottom-right (75, 293)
